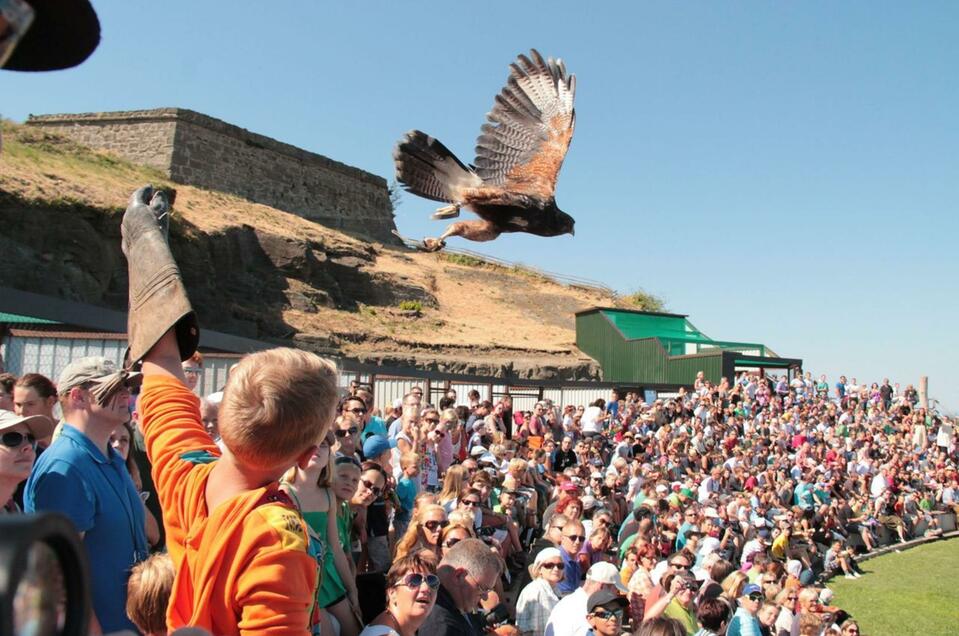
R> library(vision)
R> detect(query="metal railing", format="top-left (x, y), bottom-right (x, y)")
top-left (396, 239), bottom-right (618, 297)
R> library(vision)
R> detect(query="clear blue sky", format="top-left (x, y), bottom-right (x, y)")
top-left (3, 2), bottom-right (957, 411)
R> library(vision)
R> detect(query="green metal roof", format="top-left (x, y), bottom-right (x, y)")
top-left (0, 312), bottom-right (61, 325)
top-left (600, 309), bottom-right (768, 355)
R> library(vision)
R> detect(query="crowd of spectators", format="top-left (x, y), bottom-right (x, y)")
top-left (2, 359), bottom-right (957, 635)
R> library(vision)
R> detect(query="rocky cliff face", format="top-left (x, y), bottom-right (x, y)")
top-left (0, 193), bottom-right (434, 339)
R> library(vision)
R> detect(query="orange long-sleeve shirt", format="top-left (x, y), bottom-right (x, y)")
top-left (139, 375), bottom-right (316, 635)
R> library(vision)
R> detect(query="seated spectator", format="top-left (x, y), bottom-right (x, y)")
top-left (395, 504), bottom-right (448, 561)
top-left (584, 588), bottom-right (629, 636)
top-left (516, 547), bottom-right (564, 636)
top-left (419, 537), bottom-right (503, 636)
top-left (360, 550), bottom-right (440, 636)
top-left (694, 596), bottom-right (731, 636)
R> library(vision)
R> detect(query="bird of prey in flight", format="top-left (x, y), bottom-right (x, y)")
top-left (393, 49), bottom-right (576, 252)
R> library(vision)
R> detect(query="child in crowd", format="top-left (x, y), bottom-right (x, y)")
top-left (126, 553), bottom-right (175, 636)
top-left (126, 186), bottom-right (339, 633)
top-left (395, 452), bottom-right (421, 539)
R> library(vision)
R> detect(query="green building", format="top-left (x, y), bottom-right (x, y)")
top-left (575, 307), bottom-right (802, 392)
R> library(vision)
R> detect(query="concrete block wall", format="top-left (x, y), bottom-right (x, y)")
top-left (26, 109), bottom-right (399, 244)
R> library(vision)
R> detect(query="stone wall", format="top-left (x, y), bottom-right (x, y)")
top-left (26, 109), bottom-right (399, 244)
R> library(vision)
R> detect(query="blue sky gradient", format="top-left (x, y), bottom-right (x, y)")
top-left (3, 2), bottom-right (956, 410)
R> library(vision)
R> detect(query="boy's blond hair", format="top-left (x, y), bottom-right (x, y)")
top-left (400, 452), bottom-right (421, 470)
top-left (126, 553), bottom-right (175, 635)
top-left (219, 348), bottom-right (338, 468)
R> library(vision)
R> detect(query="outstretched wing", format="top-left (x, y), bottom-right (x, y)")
top-left (472, 49), bottom-right (576, 202)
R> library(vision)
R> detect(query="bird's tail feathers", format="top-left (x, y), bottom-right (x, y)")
top-left (393, 130), bottom-right (481, 203)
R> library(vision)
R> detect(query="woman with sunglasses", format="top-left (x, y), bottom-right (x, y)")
top-left (439, 522), bottom-right (475, 557)
top-left (394, 504), bottom-right (448, 560)
top-left (516, 547), bottom-right (564, 636)
top-left (359, 549), bottom-right (440, 636)
top-left (0, 410), bottom-right (54, 513)
top-left (353, 462), bottom-right (389, 570)
top-left (283, 431), bottom-right (362, 636)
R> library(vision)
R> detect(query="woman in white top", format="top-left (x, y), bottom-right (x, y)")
top-left (359, 549), bottom-right (439, 636)
top-left (516, 547), bottom-right (564, 636)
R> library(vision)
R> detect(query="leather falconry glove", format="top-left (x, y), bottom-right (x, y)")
top-left (121, 185), bottom-right (199, 364)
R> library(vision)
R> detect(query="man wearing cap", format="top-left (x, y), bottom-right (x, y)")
top-left (583, 589), bottom-right (628, 636)
top-left (0, 410), bottom-right (53, 513)
top-left (545, 561), bottom-right (626, 636)
top-left (725, 582), bottom-right (764, 636)
top-left (24, 356), bottom-right (149, 633)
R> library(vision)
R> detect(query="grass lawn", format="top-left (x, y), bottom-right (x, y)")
top-left (828, 538), bottom-right (959, 636)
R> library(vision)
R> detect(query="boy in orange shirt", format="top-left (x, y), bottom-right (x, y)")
top-left (122, 186), bottom-right (337, 634)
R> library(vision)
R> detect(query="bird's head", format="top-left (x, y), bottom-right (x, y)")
top-left (557, 209), bottom-right (575, 236)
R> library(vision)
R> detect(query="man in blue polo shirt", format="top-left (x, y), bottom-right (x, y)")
top-left (25, 357), bottom-right (149, 633)
top-left (557, 518), bottom-right (586, 595)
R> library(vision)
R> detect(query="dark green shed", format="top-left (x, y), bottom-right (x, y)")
top-left (575, 307), bottom-right (801, 390)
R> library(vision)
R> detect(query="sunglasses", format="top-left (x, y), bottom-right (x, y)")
top-left (346, 407), bottom-right (368, 415)
top-left (335, 427), bottom-right (359, 437)
top-left (563, 534), bottom-right (586, 543)
top-left (1, 431), bottom-right (37, 449)
top-left (461, 499), bottom-right (480, 507)
top-left (591, 608), bottom-right (623, 621)
top-left (423, 520), bottom-right (449, 532)
top-left (748, 593), bottom-right (764, 602)
top-left (539, 562), bottom-right (563, 570)
top-left (424, 418), bottom-right (440, 424)
top-left (361, 478), bottom-right (382, 496)
top-left (399, 573), bottom-right (440, 590)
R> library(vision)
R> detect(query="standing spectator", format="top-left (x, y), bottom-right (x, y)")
top-left (1, 410), bottom-right (53, 513)
top-left (110, 421), bottom-right (162, 548)
top-left (12, 373), bottom-right (58, 447)
top-left (282, 430), bottom-right (362, 636)
top-left (180, 351), bottom-right (203, 392)
top-left (25, 357), bottom-right (149, 633)
top-left (0, 373), bottom-right (16, 411)
top-left (419, 538), bottom-right (502, 636)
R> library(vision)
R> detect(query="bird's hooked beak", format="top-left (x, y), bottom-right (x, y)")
top-left (570, 227), bottom-right (575, 236)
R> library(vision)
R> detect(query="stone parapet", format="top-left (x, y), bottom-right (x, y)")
top-left (26, 109), bottom-right (399, 244)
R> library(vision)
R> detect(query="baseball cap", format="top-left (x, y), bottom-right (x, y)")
top-left (586, 589), bottom-right (627, 613)
top-left (581, 495), bottom-right (597, 510)
top-left (470, 445), bottom-right (488, 458)
top-left (586, 561), bottom-right (627, 592)
top-left (2, 0), bottom-right (100, 72)
top-left (57, 356), bottom-right (142, 394)
top-left (560, 482), bottom-right (580, 492)
top-left (0, 409), bottom-right (55, 440)
top-left (362, 435), bottom-right (395, 460)
top-left (742, 583), bottom-right (762, 597)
